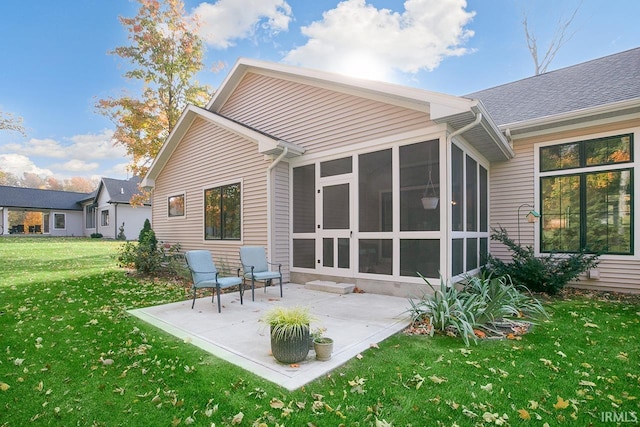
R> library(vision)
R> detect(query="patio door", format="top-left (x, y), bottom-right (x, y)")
top-left (318, 174), bottom-right (353, 276)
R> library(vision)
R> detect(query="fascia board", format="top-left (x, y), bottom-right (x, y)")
top-left (502, 98), bottom-right (640, 135)
top-left (207, 57), bottom-right (475, 115)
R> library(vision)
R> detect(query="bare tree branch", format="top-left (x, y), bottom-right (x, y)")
top-left (523, 2), bottom-right (582, 75)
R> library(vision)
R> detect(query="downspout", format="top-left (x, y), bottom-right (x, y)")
top-left (266, 147), bottom-right (289, 259)
top-left (114, 203), bottom-right (118, 239)
top-left (444, 111), bottom-right (482, 281)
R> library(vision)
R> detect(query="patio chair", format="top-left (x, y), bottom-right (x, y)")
top-left (184, 250), bottom-right (243, 312)
top-left (239, 246), bottom-right (282, 301)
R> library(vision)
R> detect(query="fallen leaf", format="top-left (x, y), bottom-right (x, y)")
top-left (289, 363), bottom-right (300, 368)
top-left (429, 375), bottom-right (447, 384)
top-left (579, 380), bottom-right (596, 387)
top-left (356, 353), bottom-right (363, 360)
top-left (518, 409), bottom-right (531, 420)
top-left (553, 396), bottom-right (570, 410)
top-left (369, 343), bottom-right (379, 349)
top-left (480, 383), bottom-right (493, 393)
top-left (583, 322), bottom-right (599, 328)
top-left (231, 411), bottom-right (244, 425)
top-left (0, 382), bottom-right (9, 391)
top-left (270, 398), bottom-right (284, 409)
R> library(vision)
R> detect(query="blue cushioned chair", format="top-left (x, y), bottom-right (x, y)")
top-left (185, 250), bottom-right (243, 312)
top-left (239, 246), bottom-right (282, 301)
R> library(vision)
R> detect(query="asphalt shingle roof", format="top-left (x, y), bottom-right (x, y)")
top-left (0, 186), bottom-right (91, 210)
top-left (466, 47), bottom-right (640, 126)
top-left (99, 176), bottom-right (143, 204)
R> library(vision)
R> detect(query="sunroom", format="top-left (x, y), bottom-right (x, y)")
top-left (287, 102), bottom-right (514, 297)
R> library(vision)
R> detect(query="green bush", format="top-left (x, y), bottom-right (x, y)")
top-left (90, 233), bottom-right (103, 239)
top-left (116, 223), bottom-right (184, 276)
top-left (408, 274), bottom-right (547, 346)
top-left (484, 226), bottom-right (599, 295)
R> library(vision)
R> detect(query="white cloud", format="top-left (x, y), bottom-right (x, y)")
top-left (0, 154), bottom-right (54, 177)
top-left (283, 0), bottom-right (475, 81)
top-left (190, 0), bottom-right (293, 48)
top-left (53, 159), bottom-right (100, 173)
top-left (0, 129), bottom-right (126, 161)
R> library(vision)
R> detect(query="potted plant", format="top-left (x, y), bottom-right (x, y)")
top-left (312, 328), bottom-right (334, 361)
top-left (262, 306), bottom-right (315, 364)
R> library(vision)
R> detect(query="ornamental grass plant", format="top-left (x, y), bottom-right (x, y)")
top-left (1, 237), bottom-right (639, 426)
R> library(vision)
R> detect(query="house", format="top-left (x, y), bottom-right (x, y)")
top-left (0, 177), bottom-right (151, 239)
top-left (0, 186), bottom-right (91, 236)
top-left (83, 176), bottom-right (152, 240)
top-left (142, 47), bottom-right (640, 296)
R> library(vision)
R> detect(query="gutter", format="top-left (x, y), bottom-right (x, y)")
top-left (266, 146), bottom-right (289, 259)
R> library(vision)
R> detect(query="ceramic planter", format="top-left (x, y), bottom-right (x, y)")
top-left (313, 337), bottom-right (334, 361)
top-left (270, 325), bottom-right (310, 364)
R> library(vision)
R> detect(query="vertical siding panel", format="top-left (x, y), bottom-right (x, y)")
top-left (273, 161), bottom-right (290, 282)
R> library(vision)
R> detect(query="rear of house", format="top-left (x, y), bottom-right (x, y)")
top-left (144, 48), bottom-right (640, 296)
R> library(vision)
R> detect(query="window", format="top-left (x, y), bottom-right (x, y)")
top-left (54, 213), bottom-right (65, 229)
top-left (450, 143), bottom-right (489, 276)
top-left (101, 210), bottom-right (109, 226)
top-left (85, 205), bottom-right (96, 228)
top-left (400, 140), bottom-right (440, 231)
top-left (204, 183), bottom-right (241, 240)
top-left (540, 134), bottom-right (633, 254)
top-left (168, 194), bottom-right (185, 217)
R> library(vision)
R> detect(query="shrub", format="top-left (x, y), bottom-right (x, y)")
top-left (90, 233), bottom-right (103, 239)
top-left (116, 223), bottom-right (182, 276)
top-left (408, 274), bottom-right (548, 346)
top-left (117, 222), bottom-right (126, 240)
top-left (484, 226), bottom-right (600, 295)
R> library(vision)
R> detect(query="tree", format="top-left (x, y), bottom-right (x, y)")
top-left (97, 0), bottom-right (210, 204)
top-left (0, 111), bottom-right (26, 136)
top-left (522, 3), bottom-right (581, 75)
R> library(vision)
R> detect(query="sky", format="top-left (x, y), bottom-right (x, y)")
top-left (0, 0), bottom-right (638, 183)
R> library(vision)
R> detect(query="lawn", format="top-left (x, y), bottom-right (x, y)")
top-left (0, 237), bottom-right (638, 426)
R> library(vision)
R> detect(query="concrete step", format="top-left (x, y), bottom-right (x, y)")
top-left (304, 280), bottom-right (355, 295)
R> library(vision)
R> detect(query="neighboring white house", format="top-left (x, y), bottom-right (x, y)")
top-left (0, 177), bottom-right (151, 239)
top-left (142, 48), bottom-right (640, 296)
top-left (83, 177), bottom-right (151, 240)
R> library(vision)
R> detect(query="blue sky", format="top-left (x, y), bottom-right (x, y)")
top-left (0, 0), bottom-right (638, 182)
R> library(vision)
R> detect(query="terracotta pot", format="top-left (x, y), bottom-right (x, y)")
top-left (313, 337), bottom-right (334, 361)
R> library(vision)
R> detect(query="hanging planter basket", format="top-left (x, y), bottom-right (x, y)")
top-left (421, 196), bottom-right (439, 210)
top-left (422, 169), bottom-right (439, 210)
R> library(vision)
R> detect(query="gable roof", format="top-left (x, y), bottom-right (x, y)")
top-left (142, 105), bottom-right (306, 187)
top-left (205, 58), bottom-right (512, 161)
top-left (95, 176), bottom-right (148, 205)
top-left (467, 47), bottom-right (640, 131)
top-left (0, 186), bottom-right (91, 211)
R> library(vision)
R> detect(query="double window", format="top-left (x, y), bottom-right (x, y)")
top-left (204, 183), bottom-right (241, 240)
top-left (539, 134), bottom-right (633, 254)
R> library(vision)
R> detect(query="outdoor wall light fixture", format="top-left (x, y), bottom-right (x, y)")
top-left (517, 203), bottom-right (540, 244)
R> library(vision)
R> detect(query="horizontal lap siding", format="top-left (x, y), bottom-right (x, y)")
top-left (490, 119), bottom-right (640, 293)
top-left (153, 117), bottom-right (268, 272)
top-left (219, 73), bottom-right (429, 152)
top-left (489, 139), bottom-right (536, 259)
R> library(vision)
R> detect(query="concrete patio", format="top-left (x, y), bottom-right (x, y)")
top-left (128, 283), bottom-right (411, 390)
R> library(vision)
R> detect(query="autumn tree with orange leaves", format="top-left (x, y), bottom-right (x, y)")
top-left (97, 0), bottom-right (210, 204)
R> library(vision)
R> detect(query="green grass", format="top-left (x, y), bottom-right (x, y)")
top-left (1, 237), bottom-right (639, 426)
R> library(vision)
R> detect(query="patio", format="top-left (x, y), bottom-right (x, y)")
top-left (128, 283), bottom-right (411, 390)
